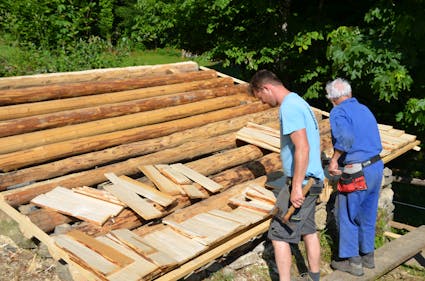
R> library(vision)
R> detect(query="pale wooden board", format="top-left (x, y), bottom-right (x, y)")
top-left (170, 163), bottom-right (223, 193)
top-left (190, 213), bottom-right (243, 234)
top-left (140, 228), bottom-right (206, 263)
top-left (72, 186), bottom-right (126, 206)
top-left (103, 183), bottom-right (163, 220)
top-left (67, 230), bottom-right (134, 268)
top-left (235, 130), bottom-right (280, 153)
top-left (138, 165), bottom-right (183, 195)
top-left (95, 236), bottom-right (158, 281)
top-left (232, 207), bottom-right (268, 223)
top-left (155, 164), bottom-right (192, 184)
top-left (180, 184), bottom-right (208, 199)
top-left (236, 127), bottom-right (280, 150)
top-left (110, 228), bottom-right (156, 255)
top-left (147, 251), bottom-right (178, 268)
top-left (104, 172), bottom-right (175, 207)
top-left (229, 195), bottom-right (274, 213)
top-left (244, 184), bottom-right (276, 205)
top-left (55, 235), bottom-right (119, 276)
top-left (246, 122), bottom-right (280, 138)
top-left (207, 209), bottom-right (254, 226)
top-left (30, 186), bottom-right (124, 225)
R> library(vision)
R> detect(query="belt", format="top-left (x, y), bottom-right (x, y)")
top-left (361, 155), bottom-right (381, 168)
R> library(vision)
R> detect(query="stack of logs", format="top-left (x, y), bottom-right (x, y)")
top-left (0, 61), bottom-right (417, 280)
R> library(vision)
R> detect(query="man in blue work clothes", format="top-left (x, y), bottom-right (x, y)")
top-left (326, 78), bottom-right (384, 276)
top-left (250, 70), bottom-right (324, 281)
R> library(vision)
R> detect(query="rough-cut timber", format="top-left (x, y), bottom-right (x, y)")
top-left (0, 61), bottom-right (420, 281)
top-left (0, 84), bottom-right (248, 137)
top-left (0, 61), bottom-right (199, 90)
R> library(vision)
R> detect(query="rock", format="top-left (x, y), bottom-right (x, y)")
top-left (228, 251), bottom-right (261, 270)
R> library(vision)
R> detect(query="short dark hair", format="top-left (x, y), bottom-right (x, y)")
top-left (249, 69), bottom-right (282, 95)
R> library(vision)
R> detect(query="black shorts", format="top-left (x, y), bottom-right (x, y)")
top-left (268, 180), bottom-right (322, 244)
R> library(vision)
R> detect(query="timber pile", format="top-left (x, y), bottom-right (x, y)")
top-left (0, 61), bottom-right (420, 281)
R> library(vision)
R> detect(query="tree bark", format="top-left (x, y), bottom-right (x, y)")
top-left (0, 107), bottom-right (277, 188)
top-left (0, 61), bottom-right (199, 90)
top-left (0, 94), bottom-right (251, 154)
top-left (0, 77), bottom-right (233, 121)
top-left (0, 102), bottom-right (270, 173)
top-left (0, 84), bottom-right (248, 137)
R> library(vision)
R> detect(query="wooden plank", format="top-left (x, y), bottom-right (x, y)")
top-left (140, 228), bottom-right (206, 263)
top-left (96, 236), bottom-right (158, 281)
top-left (162, 219), bottom-right (207, 240)
top-left (138, 165), bottom-right (183, 195)
top-left (322, 225), bottom-right (425, 281)
top-left (207, 209), bottom-right (254, 226)
top-left (103, 183), bottom-right (163, 220)
top-left (231, 207), bottom-right (267, 223)
top-left (72, 186), bottom-right (125, 206)
top-left (155, 219), bottom-right (272, 281)
top-left (190, 213), bottom-right (243, 233)
top-left (170, 163), bottom-right (223, 193)
top-left (389, 220), bottom-right (417, 232)
top-left (66, 230), bottom-right (134, 268)
top-left (155, 164), bottom-right (192, 184)
top-left (30, 186), bottom-right (124, 225)
top-left (246, 122), bottom-right (280, 138)
top-left (180, 184), bottom-right (208, 199)
top-left (236, 127), bottom-right (280, 153)
top-left (229, 195), bottom-right (274, 213)
top-left (55, 235), bottom-right (119, 276)
top-left (244, 183), bottom-right (276, 205)
top-left (105, 172), bottom-right (175, 207)
top-left (109, 229), bottom-right (156, 255)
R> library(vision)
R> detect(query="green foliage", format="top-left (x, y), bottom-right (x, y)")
top-left (397, 98), bottom-right (425, 129)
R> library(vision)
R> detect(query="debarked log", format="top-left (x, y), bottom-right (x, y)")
top-left (0, 94), bottom-right (252, 154)
top-left (0, 107), bottom-right (277, 188)
top-left (0, 84), bottom-right (249, 137)
top-left (0, 70), bottom-right (218, 105)
top-left (0, 61), bottom-right (199, 90)
top-left (0, 102), bottom-right (270, 173)
top-left (0, 77), bottom-right (233, 121)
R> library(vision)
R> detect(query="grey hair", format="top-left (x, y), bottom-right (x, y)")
top-left (325, 78), bottom-right (352, 100)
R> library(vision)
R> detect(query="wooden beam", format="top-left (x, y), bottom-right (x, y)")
top-left (0, 84), bottom-right (248, 137)
top-left (0, 70), bottom-right (218, 105)
top-left (0, 77), bottom-right (232, 120)
top-left (0, 101), bottom-right (265, 173)
top-left (0, 61), bottom-right (199, 90)
top-left (0, 94), bottom-right (249, 154)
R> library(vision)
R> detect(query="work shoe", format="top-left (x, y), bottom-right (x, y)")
top-left (292, 273), bottom-right (313, 281)
top-left (361, 252), bottom-right (375, 269)
top-left (331, 257), bottom-right (364, 276)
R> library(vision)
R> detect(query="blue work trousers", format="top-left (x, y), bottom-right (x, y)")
top-left (337, 161), bottom-right (384, 258)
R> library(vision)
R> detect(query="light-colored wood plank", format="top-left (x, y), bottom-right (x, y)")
top-left (244, 184), bottom-right (276, 205)
top-left (180, 184), bottom-right (208, 199)
top-left (170, 163), bottom-right (223, 193)
top-left (103, 183), bottom-right (163, 220)
top-left (207, 209), bottom-right (253, 226)
top-left (155, 219), bottom-right (272, 281)
top-left (105, 173), bottom-right (175, 207)
top-left (72, 186), bottom-right (126, 206)
top-left (66, 230), bottom-right (134, 268)
top-left (162, 219), bottom-right (208, 240)
top-left (229, 195), bottom-right (274, 213)
top-left (95, 236), bottom-right (158, 281)
top-left (109, 229), bottom-right (155, 255)
top-left (138, 165), bottom-right (184, 195)
top-left (246, 122), bottom-right (280, 138)
top-left (140, 228), bottom-right (206, 263)
top-left (191, 213), bottom-right (243, 233)
top-left (55, 235), bottom-right (119, 276)
top-left (30, 186), bottom-right (124, 225)
top-left (231, 207), bottom-right (266, 223)
top-left (236, 128), bottom-right (280, 153)
top-left (155, 164), bottom-right (192, 184)
top-left (236, 127), bottom-right (280, 149)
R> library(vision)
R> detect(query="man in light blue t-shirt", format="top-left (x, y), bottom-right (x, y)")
top-left (250, 70), bottom-right (324, 281)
